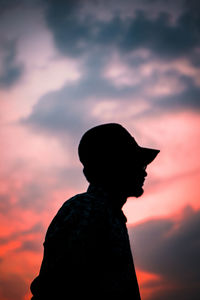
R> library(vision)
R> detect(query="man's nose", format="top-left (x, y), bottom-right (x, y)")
top-left (142, 168), bottom-right (147, 177)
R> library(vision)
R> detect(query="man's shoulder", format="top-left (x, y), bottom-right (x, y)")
top-left (61, 188), bottom-right (108, 215)
top-left (62, 190), bottom-right (94, 210)
top-left (45, 190), bottom-right (107, 242)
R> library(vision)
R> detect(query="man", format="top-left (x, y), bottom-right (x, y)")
top-left (30, 123), bottom-right (159, 299)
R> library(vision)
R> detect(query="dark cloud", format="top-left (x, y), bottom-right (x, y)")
top-left (0, 222), bottom-right (44, 246)
top-left (20, 52), bottom-right (137, 138)
top-left (0, 0), bottom-right (41, 14)
top-left (21, 57), bottom-right (200, 138)
top-left (18, 181), bottom-right (49, 211)
top-left (148, 286), bottom-right (200, 300)
top-left (0, 194), bottom-right (13, 214)
top-left (17, 167), bottom-right (86, 211)
top-left (158, 86), bottom-right (200, 111)
top-left (17, 240), bottom-right (42, 253)
top-left (42, 0), bottom-right (91, 56)
top-left (0, 273), bottom-right (27, 300)
top-left (129, 206), bottom-right (200, 299)
top-left (120, 10), bottom-right (199, 59)
top-left (0, 0), bottom-right (22, 14)
top-left (0, 178), bottom-right (49, 213)
top-left (20, 0), bottom-right (200, 138)
top-left (42, 0), bottom-right (200, 59)
top-left (0, 40), bottom-right (23, 89)
top-left (20, 86), bottom-right (96, 137)
top-left (134, 74), bottom-right (200, 117)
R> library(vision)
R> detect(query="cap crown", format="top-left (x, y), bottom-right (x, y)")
top-left (78, 123), bottom-right (138, 167)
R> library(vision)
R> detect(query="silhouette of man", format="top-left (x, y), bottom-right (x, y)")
top-left (30, 123), bottom-right (159, 299)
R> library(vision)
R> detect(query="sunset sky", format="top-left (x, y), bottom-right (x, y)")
top-left (0, 0), bottom-right (200, 299)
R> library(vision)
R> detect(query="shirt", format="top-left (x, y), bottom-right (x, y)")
top-left (30, 184), bottom-right (141, 299)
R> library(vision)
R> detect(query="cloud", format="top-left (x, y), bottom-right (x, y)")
top-left (16, 240), bottom-right (41, 253)
top-left (18, 0), bottom-right (200, 138)
top-left (0, 223), bottom-right (44, 255)
top-left (78, 0), bottom-right (185, 23)
top-left (20, 50), bottom-right (200, 139)
top-left (120, 9), bottom-right (199, 59)
top-left (0, 194), bottom-right (13, 215)
top-left (0, 273), bottom-right (27, 300)
top-left (20, 50), bottom-right (139, 140)
top-left (0, 173), bottom-right (50, 213)
top-left (129, 206), bottom-right (200, 299)
top-left (154, 79), bottom-right (200, 111)
top-left (0, 1), bottom-right (49, 91)
top-left (42, 0), bottom-right (200, 59)
top-left (148, 286), bottom-right (200, 300)
top-left (0, 40), bottom-right (23, 88)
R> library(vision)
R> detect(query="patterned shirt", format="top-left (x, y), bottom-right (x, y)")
top-left (30, 184), bottom-right (141, 299)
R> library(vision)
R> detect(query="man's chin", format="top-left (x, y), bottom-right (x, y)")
top-left (135, 188), bottom-right (144, 197)
top-left (128, 187), bottom-right (144, 198)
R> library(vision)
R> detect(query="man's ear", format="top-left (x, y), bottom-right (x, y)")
top-left (83, 166), bottom-right (99, 184)
top-left (83, 166), bottom-right (91, 183)
top-left (83, 165), bottom-right (106, 185)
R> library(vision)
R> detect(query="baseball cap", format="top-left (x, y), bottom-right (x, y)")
top-left (78, 123), bottom-right (160, 167)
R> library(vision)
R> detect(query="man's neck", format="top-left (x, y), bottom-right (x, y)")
top-left (88, 183), bottom-right (128, 209)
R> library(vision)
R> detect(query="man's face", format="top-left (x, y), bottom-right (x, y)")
top-left (110, 155), bottom-right (148, 198)
top-left (124, 163), bottom-right (147, 198)
top-left (88, 144), bottom-right (148, 199)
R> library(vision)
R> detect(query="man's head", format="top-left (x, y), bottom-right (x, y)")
top-left (78, 123), bottom-right (159, 198)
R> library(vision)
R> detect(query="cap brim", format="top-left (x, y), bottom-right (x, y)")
top-left (139, 147), bottom-right (160, 165)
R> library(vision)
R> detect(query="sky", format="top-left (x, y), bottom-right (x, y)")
top-left (0, 0), bottom-right (200, 299)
